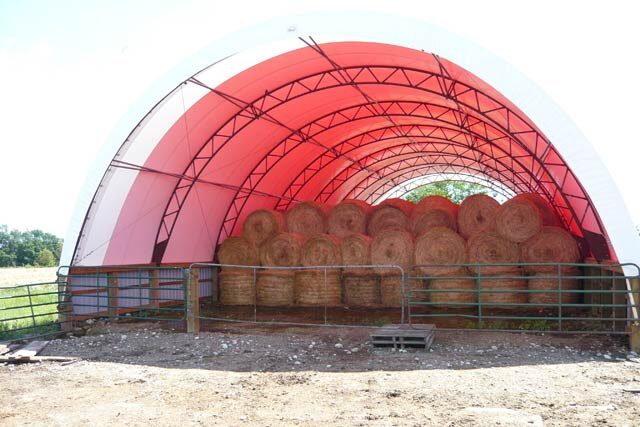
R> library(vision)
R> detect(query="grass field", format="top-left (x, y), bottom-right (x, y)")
top-left (0, 268), bottom-right (62, 340)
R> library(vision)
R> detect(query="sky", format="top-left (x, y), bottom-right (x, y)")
top-left (1, 0), bottom-right (640, 238)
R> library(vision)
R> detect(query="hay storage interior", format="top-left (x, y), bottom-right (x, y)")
top-left (60, 22), bottom-right (640, 335)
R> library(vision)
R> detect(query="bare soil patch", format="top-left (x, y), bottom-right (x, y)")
top-left (2, 322), bottom-right (640, 426)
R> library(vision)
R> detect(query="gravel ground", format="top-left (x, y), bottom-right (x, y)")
top-left (2, 320), bottom-right (640, 426)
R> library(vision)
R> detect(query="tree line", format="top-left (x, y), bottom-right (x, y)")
top-left (0, 225), bottom-right (63, 267)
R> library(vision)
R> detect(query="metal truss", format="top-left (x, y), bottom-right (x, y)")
top-left (151, 57), bottom-right (608, 262)
top-left (376, 173), bottom-right (516, 202)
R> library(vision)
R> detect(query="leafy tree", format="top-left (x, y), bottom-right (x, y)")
top-left (0, 225), bottom-right (63, 267)
top-left (404, 180), bottom-right (492, 204)
top-left (35, 248), bottom-right (56, 267)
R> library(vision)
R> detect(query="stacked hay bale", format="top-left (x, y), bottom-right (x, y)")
top-left (296, 234), bottom-right (342, 306)
top-left (215, 190), bottom-right (583, 314)
top-left (521, 226), bottom-right (581, 305)
top-left (371, 228), bottom-right (414, 307)
top-left (257, 232), bottom-right (304, 306)
top-left (340, 234), bottom-right (379, 307)
top-left (410, 196), bottom-right (458, 235)
top-left (415, 227), bottom-right (474, 307)
top-left (367, 198), bottom-right (413, 236)
top-left (217, 236), bottom-right (259, 305)
top-left (467, 230), bottom-right (526, 308)
top-left (285, 201), bottom-right (328, 236)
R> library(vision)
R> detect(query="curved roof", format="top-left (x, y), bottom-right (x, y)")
top-left (64, 13), bottom-right (640, 268)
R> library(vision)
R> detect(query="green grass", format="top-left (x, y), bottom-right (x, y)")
top-left (0, 282), bottom-right (62, 341)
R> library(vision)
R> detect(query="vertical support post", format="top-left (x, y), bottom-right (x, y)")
top-left (107, 272), bottom-right (118, 318)
top-left (185, 268), bottom-right (200, 333)
top-left (58, 275), bottom-right (73, 332)
top-left (629, 277), bottom-right (640, 322)
top-left (211, 267), bottom-right (219, 305)
top-left (400, 268), bottom-right (405, 325)
top-left (150, 269), bottom-right (160, 310)
top-left (323, 268), bottom-right (328, 325)
top-left (26, 285), bottom-right (37, 333)
top-left (630, 323), bottom-right (640, 353)
top-left (476, 265), bottom-right (482, 326)
top-left (253, 267), bottom-right (258, 322)
top-left (557, 264), bottom-right (563, 332)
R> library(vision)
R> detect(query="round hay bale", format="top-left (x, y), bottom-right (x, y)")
top-left (256, 269), bottom-right (295, 306)
top-left (495, 197), bottom-right (543, 243)
top-left (285, 201), bottom-right (328, 236)
top-left (371, 229), bottom-right (414, 275)
top-left (217, 236), bottom-right (259, 270)
top-left (512, 193), bottom-right (559, 226)
top-left (457, 194), bottom-right (500, 238)
top-left (241, 209), bottom-right (284, 245)
top-left (379, 273), bottom-right (425, 306)
top-left (328, 199), bottom-right (371, 237)
top-left (380, 198), bottom-right (415, 215)
top-left (380, 274), bottom-right (404, 307)
top-left (528, 268), bottom-right (580, 305)
top-left (414, 227), bottom-right (467, 276)
top-left (343, 273), bottom-right (379, 306)
top-left (479, 268), bottom-right (527, 308)
top-left (416, 195), bottom-right (457, 212)
top-left (467, 230), bottom-right (520, 274)
top-left (520, 226), bottom-right (581, 273)
top-left (407, 272), bottom-right (429, 303)
top-left (340, 233), bottom-right (372, 274)
top-left (301, 234), bottom-right (342, 266)
top-left (411, 196), bottom-right (458, 234)
top-left (429, 269), bottom-right (477, 308)
top-left (368, 201), bottom-right (410, 236)
top-left (259, 232), bottom-right (305, 267)
top-left (295, 270), bottom-right (342, 306)
top-left (219, 269), bottom-right (255, 305)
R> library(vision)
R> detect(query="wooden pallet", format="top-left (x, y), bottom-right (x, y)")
top-left (370, 324), bottom-right (435, 349)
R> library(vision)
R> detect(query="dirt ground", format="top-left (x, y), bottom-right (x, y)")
top-left (2, 321), bottom-right (640, 426)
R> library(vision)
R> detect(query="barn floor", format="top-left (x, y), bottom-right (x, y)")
top-left (1, 322), bottom-right (639, 426)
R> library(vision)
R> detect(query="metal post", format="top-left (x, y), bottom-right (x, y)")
top-left (58, 275), bottom-right (72, 333)
top-left (476, 265), bottom-right (482, 326)
top-left (253, 268), bottom-right (257, 322)
top-left (26, 285), bottom-right (37, 333)
top-left (323, 268), bottom-right (328, 325)
top-left (107, 272), bottom-right (118, 318)
top-left (557, 264), bottom-right (563, 332)
top-left (149, 269), bottom-right (160, 310)
top-left (400, 268), bottom-right (405, 325)
top-left (185, 268), bottom-right (200, 333)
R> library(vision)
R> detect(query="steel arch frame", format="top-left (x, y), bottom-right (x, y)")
top-left (316, 151), bottom-right (530, 204)
top-left (217, 100), bottom-right (568, 242)
top-left (152, 62), bottom-right (606, 262)
top-left (377, 173), bottom-right (516, 202)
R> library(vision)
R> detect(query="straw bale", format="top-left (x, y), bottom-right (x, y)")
top-left (301, 234), bottom-right (342, 266)
top-left (285, 201), bottom-right (328, 236)
top-left (217, 236), bottom-right (259, 270)
top-left (294, 269), bottom-right (342, 306)
top-left (368, 200), bottom-right (411, 236)
top-left (259, 232), bottom-right (305, 267)
top-left (457, 194), bottom-right (500, 238)
top-left (340, 233), bottom-right (372, 274)
top-left (528, 268), bottom-right (580, 305)
top-left (479, 268), bottom-right (527, 308)
top-left (495, 197), bottom-right (543, 243)
top-left (512, 193), bottom-right (559, 226)
top-left (467, 230), bottom-right (520, 274)
top-left (411, 196), bottom-right (458, 234)
top-left (343, 273), bottom-right (379, 306)
top-left (256, 269), bottom-right (295, 306)
top-left (219, 269), bottom-right (255, 305)
top-left (520, 226), bottom-right (581, 273)
top-left (327, 199), bottom-right (371, 237)
top-left (241, 209), bottom-right (284, 245)
top-left (414, 226), bottom-right (467, 276)
top-left (428, 268), bottom-right (477, 308)
top-left (371, 228), bottom-right (414, 275)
